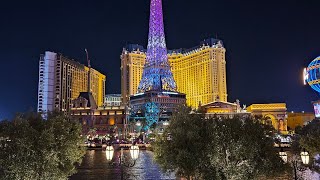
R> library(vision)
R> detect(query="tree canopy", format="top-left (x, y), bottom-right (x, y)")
top-left (0, 112), bottom-right (86, 180)
top-left (153, 106), bottom-right (287, 180)
top-left (295, 119), bottom-right (320, 173)
top-left (298, 119), bottom-right (320, 156)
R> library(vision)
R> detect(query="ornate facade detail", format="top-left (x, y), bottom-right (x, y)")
top-left (246, 103), bottom-right (287, 111)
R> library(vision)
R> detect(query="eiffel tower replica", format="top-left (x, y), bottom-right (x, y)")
top-left (129, 0), bottom-right (186, 130)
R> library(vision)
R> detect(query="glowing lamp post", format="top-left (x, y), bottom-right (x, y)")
top-left (300, 149), bottom-right (310, 165)
top-left (130, 145), bottom-right (140, 160)
top-left (105, 146), bottom-right (114, 161)
top-left (105, 145), bottom-right (140, 180)
top-left (289, 148), bottom-right (311, 179)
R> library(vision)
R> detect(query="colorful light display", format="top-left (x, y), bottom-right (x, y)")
top-left (129, 0), bottom-right (186, 131)
top-left (313, 102), bottom-right (320, 118)
top-left (137, 0), bottom-right (177, 93)
top-left (143, 102), bottom-right (160, 130)
top-left (304, 56), bottom-right (320, 93)
top-left (304, 56), bottom-right (320, 117)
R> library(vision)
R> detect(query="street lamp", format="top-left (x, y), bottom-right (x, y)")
top-left (130, 145), bottom-right (139, 160)
top-left (289, 148), bottom-right (310, 180)
top-left (136, 120), bottom-right (141, 127)
top-left (279, 148), bottom-right (288, 163)
top-left (105, 145), bottom-right (140, 180)
top-left (105, 146), bottom-right (114, 161)
top-left (300, 149), bottom-right (310, 165)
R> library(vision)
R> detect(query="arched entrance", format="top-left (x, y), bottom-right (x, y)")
top-left (264, 114), bottom-right (277, 130)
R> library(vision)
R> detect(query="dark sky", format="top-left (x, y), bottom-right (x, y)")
top-left (0, 0), bottom-right (319, 119)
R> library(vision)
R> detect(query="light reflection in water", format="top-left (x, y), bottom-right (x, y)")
top-left (70, 150), bottom-right (176, 180)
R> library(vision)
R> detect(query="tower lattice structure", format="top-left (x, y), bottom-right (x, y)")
top-left (137, 0), bottom-right (177, 93)
top-left (129, 0), bottom-right (186, 131)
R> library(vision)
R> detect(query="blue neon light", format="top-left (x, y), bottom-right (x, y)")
top-left (306, 56), bottom-right (320, 93)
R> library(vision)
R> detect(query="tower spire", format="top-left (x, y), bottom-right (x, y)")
top-left (137, 0), bottom-right (177, 93)
top-left (85, 48), bottom-right (91, 92)
top-left (129, 0), bottom-right (186, 131)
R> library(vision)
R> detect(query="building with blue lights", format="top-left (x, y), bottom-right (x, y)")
top-left (129, 0), bottom-right (186, 131)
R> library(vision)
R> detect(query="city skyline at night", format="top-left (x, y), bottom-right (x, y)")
top-left (1, 0), bottom-right (320, 119)
top-left (1, 1), bottom-right (320, 179)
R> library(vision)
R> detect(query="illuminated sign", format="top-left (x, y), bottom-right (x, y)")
top-left (313, 102), bottom-right (320, 118)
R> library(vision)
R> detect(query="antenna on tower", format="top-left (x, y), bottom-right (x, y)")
top-left (85, 48), bottom-right (91, 68)
top-left (85, 48), bottom-right (91, 92)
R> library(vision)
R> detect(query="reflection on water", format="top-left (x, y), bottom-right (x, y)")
top-left (70, 150), bottom-right (176, 180)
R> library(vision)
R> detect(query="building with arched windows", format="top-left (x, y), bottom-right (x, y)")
top-left (201, 101), bottom-right (288, 134)
top-left (246, 103), bottom-right (288, 133)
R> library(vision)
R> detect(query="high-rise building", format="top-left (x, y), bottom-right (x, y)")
top-left (129, 0), bottom-right (186, 130)
top-left (37, 51), bottom-right (106, 113)
top-left (120, 45), bottom-right (146, 105)
top-left (121, 38), bottom-right (227, 108)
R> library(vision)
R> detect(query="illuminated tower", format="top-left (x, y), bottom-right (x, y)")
top-left (137, 0), bottom-right (177, 93)
top-left (129, 0), bottom-right (186, 130)
top-left (121, 39), bottom-right (227, 108)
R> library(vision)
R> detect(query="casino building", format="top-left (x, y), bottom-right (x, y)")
top-left (121, 0), bottom-right (290, 136)
top-left (121, 38), bottom-right (227, 108)
top-left (37, 51), bottom-right (106, 113)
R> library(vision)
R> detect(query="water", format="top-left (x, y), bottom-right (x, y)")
top-left (70, 150), bottom-right (176, 180)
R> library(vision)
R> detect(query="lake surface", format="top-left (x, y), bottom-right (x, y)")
top-left (70, 150), bottom-right (176, 180)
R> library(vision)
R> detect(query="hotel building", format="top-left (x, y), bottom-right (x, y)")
top-left (37, 51), bottom-right (106, 113)
top-left (121, 38), bottom-right (227, 108)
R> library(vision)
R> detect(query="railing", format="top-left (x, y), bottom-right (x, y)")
top-left (119, 144), bottom-right (150, 147)
top-left (83, 143), bottom-right (151, 149)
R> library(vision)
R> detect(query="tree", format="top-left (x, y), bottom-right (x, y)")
top-left (299, 119), bottom-right (320, 156)
top-left (0, 112), bottom-right (86, 180)
top-left (296, 119), bottom-right (320, 173)
top-left (207, 117), bottom-right (287, 179)
top-left (153, 106), bottom-right (209, 179)
top-left (153, 106), bottom-right (288, 180)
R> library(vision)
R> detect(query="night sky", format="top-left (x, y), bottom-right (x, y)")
top-left (1, 0), bottom-right (320, 119)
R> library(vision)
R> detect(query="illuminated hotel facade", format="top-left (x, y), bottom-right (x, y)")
top-left (37, 51), bottom-right (106, 113)
top-left (121, 38), bottom-right (227, 108)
